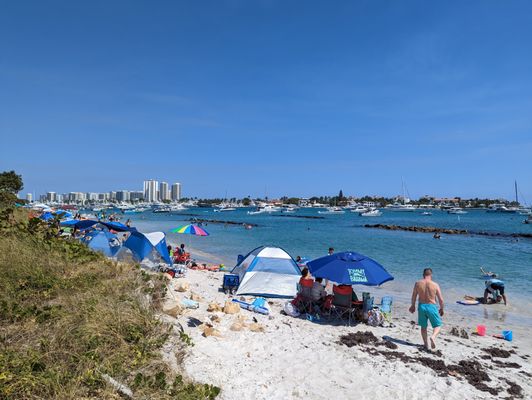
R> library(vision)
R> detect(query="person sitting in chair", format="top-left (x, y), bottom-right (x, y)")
top-left (311, 277), bottom-right (327, 304)
top-left (299, 267), bottom-right (313, 285)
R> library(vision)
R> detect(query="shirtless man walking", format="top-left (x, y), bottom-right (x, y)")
top-left (409, 268), bottom-right (444, 350)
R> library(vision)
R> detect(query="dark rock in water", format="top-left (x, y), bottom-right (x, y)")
top-left (363, 224), bottom-right (532, 240)
top-left (482, 347), bottom-right (511, 358)
top-left (460, 328), bottom-right (469, 339)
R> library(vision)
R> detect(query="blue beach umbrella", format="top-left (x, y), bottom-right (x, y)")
top-left (60, 219), bottom-right (99, 230)
top-left (307, 251), bottom-right (394, 286)
top-left (54, 209), bottom-right (73, 219)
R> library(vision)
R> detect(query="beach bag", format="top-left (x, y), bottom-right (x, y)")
top-left (367, 309), bottom-right (383, 327)
top-left (284, 301), bottom-right (300, 317)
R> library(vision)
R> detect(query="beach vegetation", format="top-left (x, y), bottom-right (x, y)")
top-left (0, 174), bottom-right (219, 399)
top-left (0, 170), bottom-right (23, 207)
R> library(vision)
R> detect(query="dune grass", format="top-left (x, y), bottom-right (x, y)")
top-left (0, 211), bottom-right (219, 399)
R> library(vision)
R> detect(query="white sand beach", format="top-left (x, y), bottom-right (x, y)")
top-left (160, 269), bottom-right (532, 400)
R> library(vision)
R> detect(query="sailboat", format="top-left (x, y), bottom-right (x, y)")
top-left (386, 178), bottom-right (416, 212)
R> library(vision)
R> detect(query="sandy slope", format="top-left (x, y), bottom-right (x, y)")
top-left (163, 270), bottom-right (531, 400)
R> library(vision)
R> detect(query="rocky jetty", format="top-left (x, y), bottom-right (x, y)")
top-left (364, 224), bottom-right (532, 239)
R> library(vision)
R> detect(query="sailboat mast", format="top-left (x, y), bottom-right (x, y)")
top-left (401, 177), bottom-right (406, 205)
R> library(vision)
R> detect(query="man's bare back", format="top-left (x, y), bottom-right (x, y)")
top-left (414, 279), bottom-right (440, 304)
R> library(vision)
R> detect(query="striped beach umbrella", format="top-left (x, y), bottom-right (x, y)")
top-left (171, 224), bottom-right (209, 236)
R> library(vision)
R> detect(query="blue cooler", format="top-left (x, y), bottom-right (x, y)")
top-left (223, 274), bottom-right (240, 294)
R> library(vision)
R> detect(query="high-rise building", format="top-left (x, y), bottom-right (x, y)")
top-left (26, 193), bottom-right (33, 202)
top-left (143, 180), bottom-right (159, 202)
top-left (171, 183), bottom-right (181, 201)
top-left (108, 191), bottom-right (117, 201)
top-left (130, 191), bottom-right (144, 201)
top-left (46, 192), bottom-right (56, 202)
top-left (116, 190), bottom-right (130, 202)
top-left (159, 182), bottom-right (170, 201)
top-left (68, 192), bottom-right (85, 202)
top-left (86, 192), bottom-right (99, 201)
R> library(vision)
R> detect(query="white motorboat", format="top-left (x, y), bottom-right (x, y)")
top-left (350, 206), bottom-right (369, 214)
top-left (318, 207), bottom-right (345, 214)
top-left (214, 206), bottom-right (237, 212)
top-left (153, 206), bottom-right (171, 213)
top-left (447, 207), bottom-right (467, 214)
top-left (360, 208), bottom-right (382, 217)
top-left (385, 203), bottom-right (417, 212)
top-left (247, 204), bottom-right (281, 215)
top-left (486, 204), bottom-right (518, 213)
top-left (421, 211), bottom-right (433, 216)
top-left (169, 204), bottom-right (187, 212)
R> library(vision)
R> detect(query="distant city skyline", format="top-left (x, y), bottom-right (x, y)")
top-left (1, 2), bottom-right (531, 200)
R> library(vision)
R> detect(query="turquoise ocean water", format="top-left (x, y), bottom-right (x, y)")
top-left (124, 208), bottom-right (532, 327)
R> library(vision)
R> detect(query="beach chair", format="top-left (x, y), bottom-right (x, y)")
top-left (379, 296), bottom-right (393, 324)
top-left (329, 285), bottom-right (357, 326)
top-left (296, 279), bottom-right (314, 314)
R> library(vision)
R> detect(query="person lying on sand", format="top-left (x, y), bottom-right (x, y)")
top-left (464, 295), bottom-right (502, 304)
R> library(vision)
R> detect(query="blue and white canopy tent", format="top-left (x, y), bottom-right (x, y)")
top-left (82, 230), bottom-right (121, 257)
top-left (122, 231), bottom-right (173, 266)
top-left (231, 246), bottom-right (301, 298)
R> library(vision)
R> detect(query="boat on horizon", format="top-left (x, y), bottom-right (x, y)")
top-left (385, 202), bottom-right (417, 212)
top-left (360, 208), bottom-right (382, 217)
top-left (448, 207), bottom-right (467, 215)
top-left (349, 205), bottom-right (369, 214)
top-left (247, 204), bottom-right (281, 215)
top-left (318, 206), bottom-right (345, 214)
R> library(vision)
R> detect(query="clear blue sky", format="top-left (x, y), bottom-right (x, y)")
top-left (1, 1), bottom-right (531, 201)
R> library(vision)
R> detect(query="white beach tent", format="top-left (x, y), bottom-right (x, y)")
top-left (231, 246), bottom-right (301, 298)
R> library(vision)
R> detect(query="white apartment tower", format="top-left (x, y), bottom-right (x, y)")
top-left (143, 180), bottom-right (159, 202)
top-left (171, 183), bottom-right (181, 201)
top-left (159, 182), bottom-right (170, 201)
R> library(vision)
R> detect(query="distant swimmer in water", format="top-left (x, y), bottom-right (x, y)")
top-left (433, 233), bottom-right (441, 239)
top-left (480, 266), bottom-right (497, 278)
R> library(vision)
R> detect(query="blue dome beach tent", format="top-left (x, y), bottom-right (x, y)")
top-left (123, 231), bottom-right (173, 266)
top-left (307, 251), bottom-right (393, 286)
top-left (83, 230), bottom-right (121, 257)
top-left (231, 246), bottom-right (301, 298)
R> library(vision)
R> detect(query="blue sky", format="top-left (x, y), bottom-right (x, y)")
top-left (1, 1), bottom-right (531, 201)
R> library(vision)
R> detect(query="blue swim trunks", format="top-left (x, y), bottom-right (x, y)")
top-left (418, 303), bottom-right (442, 328)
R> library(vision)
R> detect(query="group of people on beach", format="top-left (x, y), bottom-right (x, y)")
top-left (295, 245), bottom-right (508, 351)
